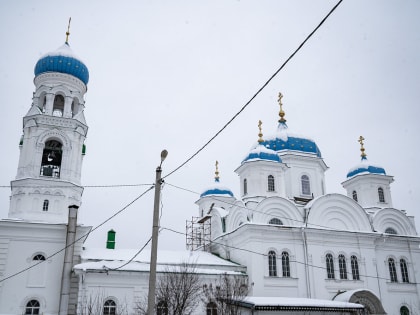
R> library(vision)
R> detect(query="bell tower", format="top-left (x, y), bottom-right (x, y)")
top-left (8, 23), bottom-right (90, 223)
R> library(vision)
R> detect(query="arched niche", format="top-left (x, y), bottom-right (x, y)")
top-left (253, 196), bottom-right (302, 227)
top-left (306, 194), bottom-right (372, 232)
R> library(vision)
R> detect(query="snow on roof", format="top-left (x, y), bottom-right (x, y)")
top-left (40, 43), bottom-right (84, 61)
top-left (241, 296), bottom-right (363, 309)
top-left (212, 207), bottom-right (229, 218)
top-left (77, 248), bottom-right (243, 273)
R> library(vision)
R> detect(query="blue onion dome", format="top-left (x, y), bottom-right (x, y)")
top-left (243, 145), bottom-right (282, 163)
top-left (242, 120), bottom-right (282, 163)
top-left (34, 42), bottom-right (89, 85)
top-left (346, 136), bottom-right (386, 178)
top-left (200, 161), bottom-right (234, 198)
top-left (260, 93), bottom-right (322, 157)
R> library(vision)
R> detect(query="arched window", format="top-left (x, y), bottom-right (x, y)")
top-left (268, 251), bottom-right (277, 277)
top-left (267, 175), bottom-right (275, 192)
top-left (385, 227), bottom-right (397, 235)
top-left (282, 251), bottom-right (290, 277)
top-left (40, 140), bottom-right (63, 178)
top-left (326, 253), bottom-right (335, 279)
top-left (400, 306), bottom-right (410, 315)
top-left (400, 259), bottom-right (409, 283)
top-left (352, 190), bottom-right (358, 202)
top-left (42, 200), bottom-right (49, 211)
top-left (338, 254), bottom-right (347, 279)
top-left (33, 254), bottom-right (46, 261)
top-left (25, 300), bottom-right (40, 315)
top-left (206, 302), bottom-right (218, 315)
top-left (103, 300), bottom-right (116, 315)
top-left (157, 300), bottom-right (168, 315)
top-left (351, 255), bottom-right (360, 280)
top-left (52, 95), bottom-right (65, 117)
top-left (301, 175), bottom-right (311, 195)
top-left (269, 218), bottom-right (283, 225)
top-left (378, 187), bottom-right (385, 202)
top-left (388, 258), bottom-right (398, 282)
top-left (243, 178), bottom-right (247, 195)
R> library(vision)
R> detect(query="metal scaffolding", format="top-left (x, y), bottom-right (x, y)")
top-left (186, 215), bottom-right (211, 251)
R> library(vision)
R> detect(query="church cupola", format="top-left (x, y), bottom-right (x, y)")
top-left (342, 136), bottom-right (394, 208)
top-left (8, 21), bottom-right (89, 224)
top-left (248, 93), bottom-right (327, 201)
top-left (235, 120), bottom-right (287, 202)
top-left (196, 161), bottom-right (236, 218)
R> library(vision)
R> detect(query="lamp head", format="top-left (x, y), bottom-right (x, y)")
top-left (160, 150), bottom-right (168, 163)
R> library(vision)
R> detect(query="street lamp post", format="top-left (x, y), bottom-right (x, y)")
top-left (147, 150), bottom-right (168, 315)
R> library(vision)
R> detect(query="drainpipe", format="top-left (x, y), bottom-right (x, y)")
top-left (302, 207), bottom-right (311, 298)
top-left (59, 205), bottom-right (79, 315)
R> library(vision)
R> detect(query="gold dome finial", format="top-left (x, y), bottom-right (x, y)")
top-left (258, 120), bottom-right (264, 143)
top-left (65, 17), bottom-right (72, 43)
top-left (215, 160), bottom-right (220, 181)
top-left (278, 92), bottom-right (286, 123)
top-left (358, 136), bottom-right (367, 160)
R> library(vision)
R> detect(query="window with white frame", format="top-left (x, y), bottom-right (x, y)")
top-left (385, 227), bottom-right (397, 235)
top-left (268, 250), bottom-right (277, 277)
top-left (400, 259), bottom-right (409, 283)
top-left (378, 187), bottom-right (385, 202)
top-left (269, 218), bottom-right (283, 225)
top-left (326, 253), bottom-right (335, 279)
top-left (103, 299), bottom-right (116, 315)
top-left (388, 258), bottom-right (398, 282)
top-left (42, 200), bottom-right (49, 211)
top-left (25, 300), bottom-right (40, 315)
top-left (206, 302), bottom-right (217, 315)
top-left (282, 251), bottom-right (290, 277)
top-left (352, 190), bottom-right (358, 202)
top-left (157, 300), bottom-right (168, 315)
top-left (301, 175), bottom-right (311, 195)
top-left (400, 306), bottom-right (410, 315)
top-left (268, 175), bottom-right (275, 192)
top-left (351, 255), bottom-right (360, 280)
top-left (338, 254), bottom-right (347, 279)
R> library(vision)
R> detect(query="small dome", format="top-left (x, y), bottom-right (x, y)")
top-left (262, 121), bottom-right (322, 157)
top-left (242, 144), bottom-right (281, 163)
top-left (34, 43), bottom-right (89, 85)
top-left (346, 158), bottom-right (386, 178)
top-left (200, 179), bottom-right (234, 198)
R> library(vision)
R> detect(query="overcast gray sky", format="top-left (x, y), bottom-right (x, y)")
top-left (1, 0), bottom-right (419, 251)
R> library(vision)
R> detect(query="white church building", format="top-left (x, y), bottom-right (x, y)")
top-left (0, 31), bottom-right (419, 315)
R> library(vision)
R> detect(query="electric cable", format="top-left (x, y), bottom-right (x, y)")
top-left (161, 226), bottom-right (420, 285)
top-left (0, 185), bottom-right (155, 283)
top-left (163, 0), bottom-right (344, 180)
top-left (0, 183), bottom-right (153, 189)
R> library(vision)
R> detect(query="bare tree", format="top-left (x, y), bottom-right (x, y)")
top-left (203, 273), bottom-right (249, 315)
top-left (155, 262), bottom-right (202, 315)
top-left (76, 290), bottom-right (129, 315)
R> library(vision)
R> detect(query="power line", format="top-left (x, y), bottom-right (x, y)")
top-left (163, 0), bottom-right (344, 180)
top-left (0, 185), bottom-right (155, 284)
top-left (0, 183), bottom-right (153, 189)
top-left (161, 226), bottom-right (420, 285)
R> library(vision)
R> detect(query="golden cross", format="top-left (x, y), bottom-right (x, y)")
top-left (258, 120), bottom-right (264, 143)
top-left (278, 92), bottom-right (286, 122)
top-left (215, 160), bottom-right (219, 180)
top-left (358, 136), bottom-right (367, 158)
top-left (65, 17), bottom-right (72, 43)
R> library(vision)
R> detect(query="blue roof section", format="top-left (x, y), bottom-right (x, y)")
top-left (34, 43), bottom-right (89, 85)
top-left (261, 136), bottom-right (322, 157)
top-left (242, 145), bottom-right (282, 163)
top-left (200, 187), bottom-right (234, 198)
top-left (346, 164), bottom-right (386, 178)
